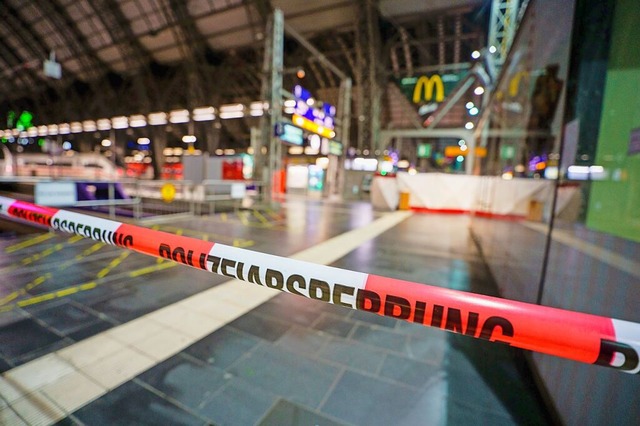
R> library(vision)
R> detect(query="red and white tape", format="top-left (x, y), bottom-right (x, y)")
top-left (1, 196), bottom-right (639, 374)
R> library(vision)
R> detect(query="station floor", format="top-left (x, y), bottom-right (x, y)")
top-left (0, 197), bottom-right (555, 425)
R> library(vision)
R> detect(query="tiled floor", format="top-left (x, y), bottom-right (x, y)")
top-left (1, 198), bottom-right (555, 425)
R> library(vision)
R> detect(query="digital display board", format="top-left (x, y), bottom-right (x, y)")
top-left (279, 123), bottom-right (304, 145)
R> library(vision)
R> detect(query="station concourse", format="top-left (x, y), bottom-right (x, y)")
top-left (1, 0), bottom-right (640, 425)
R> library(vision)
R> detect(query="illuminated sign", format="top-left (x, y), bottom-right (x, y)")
top-left (293, 85), bottom-right (336, 132)
top-left (412, 75), bottom-right (445, 103)
top-left (279, 123), bottom-right (304, 145)
top-left (292, 114), bottom-right (336, 139)
top-left (329, 141), bottom-right (343, 156)
top-left (398, 72), bottom-right (467, 106)
top-left (417, 143), bottom-right (432, 158)
top-left (444, 146), bottom-right (487, 158)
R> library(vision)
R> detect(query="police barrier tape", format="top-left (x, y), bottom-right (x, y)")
top-left (1, 196), bottom-right (639, 374)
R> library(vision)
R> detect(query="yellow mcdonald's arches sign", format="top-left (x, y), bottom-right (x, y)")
top-left (412, 75), bottom-right (445, 103)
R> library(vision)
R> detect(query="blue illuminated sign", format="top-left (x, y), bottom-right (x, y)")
top-left (293, 85), bottom-right (336, 130)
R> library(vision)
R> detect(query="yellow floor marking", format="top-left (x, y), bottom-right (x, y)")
top-left (129, 261), bottom-right (178, 278)
top-left (74, 242), bottom-right (105, 261)
top-left (20, 235), bottom-right (84, 266)
top-left (252, 209), bottom-right (271, 226)
top-left (5, 232), bottom-right (56, 254)
top-left (237, 211), bottom-right (250, 226)
top-left (0, 256), bottom-right (183, 312)
top-left (0, 272), bottom-right (53, 305)
top-left (96, 251), bottom-right (130, 279)
top-left (265, 208), bottom-right (282, 220)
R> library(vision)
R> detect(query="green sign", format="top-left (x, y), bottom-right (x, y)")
top-left (417, 143), bottom-right (432, 158)
top-left (500, 145), bottom-right (516, 159)
top-left (16, 111), bottom-right (33, 131)
top-left (397, 70), bottom-right (469, 105)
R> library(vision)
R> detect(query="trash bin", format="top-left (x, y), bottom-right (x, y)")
top-left (399, 191), bottom-right (410, 210)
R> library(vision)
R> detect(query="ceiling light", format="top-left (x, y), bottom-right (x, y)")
top-left (193, 106), bottom-right (215, 121)
top-left (82, 120), bottom-right (96, 132)
top-left (148, 112), bottom-right (167, 125)
top-left (70, 122), bottom-right (82, 133)
top-left (97, 118), bottom-right (111, 130)
top-left (112, 116), bottom-right (128, 129)
top-left (169, 109), bottom-right (189, 123)
top-left (129, 114), bottom-right (147, 127)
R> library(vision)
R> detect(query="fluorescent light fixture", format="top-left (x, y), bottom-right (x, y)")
top-left (101, 139), bottom-right (112, 147)
top-left (70, 122), bottom-right (82, 133)
top-left (288, 146), bottom-right (304, 155)
top-left (182, 135), bottom-right (196, 143)
top-left (47, 124), bottom-right (59, 135)
top-left (59, 123), bottom-right (70, 134)
top-left (112, 116), bottom-right (128, 129)
top-left (219, 111), bottom-right (244, 119)
top-left (27, 127), bottom-right (38, 137)
top-left (148, 112), bottom-right (167, 125)
top-left (129, 114), bottom-right (147, 127)
top-left (82, 120), bottom-right (96, 132)
top-left (567, 165), bottom-right (589, 180)
top-left (137, 137), bottom-right (150, 145)
top-left (37, 125), bottom-right (48, 136)
top-left (97, 118), bottom-right (111, 130)
top-left (284, 100), bottom-right (296, 108)
top-left (250, 101), bottom-right (268, 110)
top-left (352, 157), bottom-right (378, 171)
top-left (219, 103), bottom-right (244, 113)
top-left (169, 109), bottom-right (189, 124)
top-left (304, 146), bottom-right (319, 155)
top-left (249, 101), bottom-right (267, 117)
top-left (193, 106), bottom-right (215, 121)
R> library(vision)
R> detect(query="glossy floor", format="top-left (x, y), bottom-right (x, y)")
top-left (1, 199), bottom-right (552, 425)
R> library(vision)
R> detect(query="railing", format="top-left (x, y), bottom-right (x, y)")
top-left (0, 176), bottom-right (263, 222)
